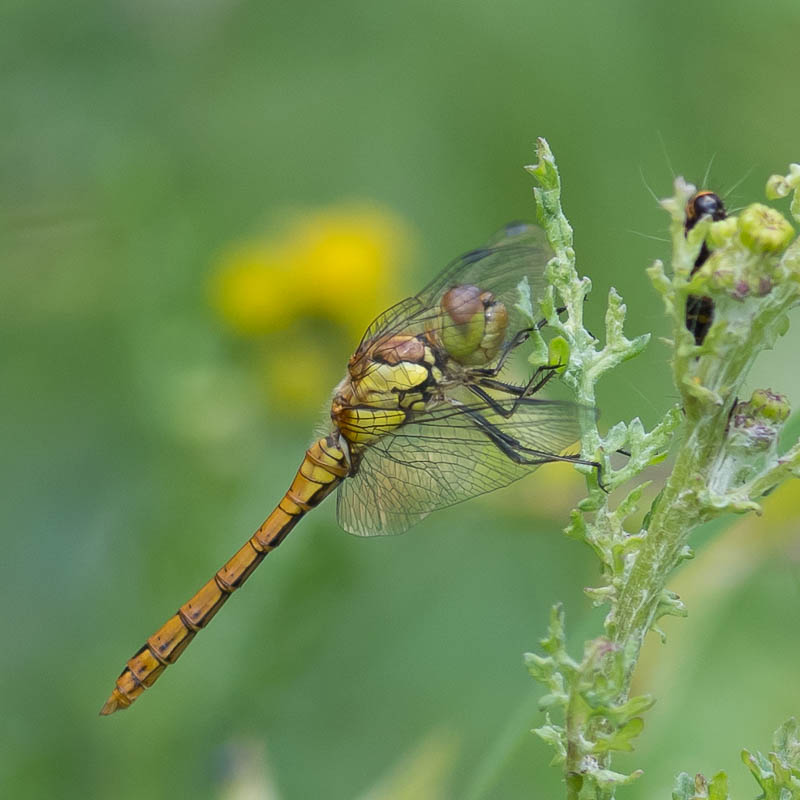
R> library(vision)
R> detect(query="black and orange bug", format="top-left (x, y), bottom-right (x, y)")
top-left (684, 190), bottom-right (727, 345)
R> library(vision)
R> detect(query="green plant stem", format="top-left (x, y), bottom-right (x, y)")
top-left (525, 141), bottom-right (800, 799)
top-left (608, 434), bottom-right (702, 665)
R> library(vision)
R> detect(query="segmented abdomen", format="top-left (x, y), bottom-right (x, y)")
top-left (100, 435), bottom-right (348, 715)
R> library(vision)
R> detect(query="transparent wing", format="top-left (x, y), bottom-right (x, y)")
top-left (357, 223), bottom-right (552, 351)
top-left (419, 222), bottom-right (550, 306)
top-left (336, 391), bottom-right (586, 536)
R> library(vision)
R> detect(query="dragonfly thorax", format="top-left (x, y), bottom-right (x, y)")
top-left (436, 284), bottom-right (508, 367)
top-left (331, 334), bottom-right (441, 448)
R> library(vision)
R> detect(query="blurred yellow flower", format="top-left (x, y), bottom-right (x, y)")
top-left (210, 202), bottom-right (413, 414)
top-left (289, 206), bottom-right (407, 337)
top-left (211, 242), bottom-right (300, 336)
top-left (211, 204), bottom-right (411, 339)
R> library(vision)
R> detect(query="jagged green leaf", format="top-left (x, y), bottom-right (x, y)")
top-left (591, 716), bottom-right (645, 754)
top-left (533, 721), bottom-right (567, 766)
top-left (672, 771), bottom-right (730, 800)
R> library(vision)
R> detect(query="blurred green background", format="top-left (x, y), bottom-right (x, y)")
top-left (3, 1), bottom-right (800, 798)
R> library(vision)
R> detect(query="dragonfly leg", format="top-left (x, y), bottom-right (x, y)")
top-left (466, 385), bottom-right (520, 418)
top-left (473, 306), bottom-right (569, 379)
top-left (455, 402), bottom-right (606, 487)
top-left (470, 364), bottom-right (560, 419)
top-left (529, 305), bottom-right (567, 332)
top-left (478, 365), bottom-right (559, 400)
top-left (472, 327), bottom-right (534, 377)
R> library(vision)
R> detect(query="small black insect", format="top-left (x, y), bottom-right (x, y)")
top-left (684, 191), bottom-right (727, 345)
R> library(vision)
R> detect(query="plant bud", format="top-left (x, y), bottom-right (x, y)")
top-left (739, 204), bottom-right (795, 253)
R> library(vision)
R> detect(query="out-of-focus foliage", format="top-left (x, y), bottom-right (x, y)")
top-left (671, 716), bottom-right (800, 800)
top-left (211, 205), bottom-right (407, 339)
top-left (2, 1), bottom-right (800, 799)
top-left (210, 204), bottom-right (409, 411)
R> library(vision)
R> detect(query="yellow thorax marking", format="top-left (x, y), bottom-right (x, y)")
top-left (358, 360), bottom-right (429, 396)
top-left (338, 407), bottom-right (407, 444)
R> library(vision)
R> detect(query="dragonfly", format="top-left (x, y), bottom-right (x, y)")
top-left (100, 221), bottom-right (598, 715)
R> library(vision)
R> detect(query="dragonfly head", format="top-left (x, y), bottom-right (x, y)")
top-left (438, 284), bottom-right (508, 366)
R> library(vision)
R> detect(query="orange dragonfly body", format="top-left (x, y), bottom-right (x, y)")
top-left (101, 223), bottom-right (595, 715)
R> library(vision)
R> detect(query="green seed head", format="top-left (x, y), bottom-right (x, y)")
top-left (739, 204), bottom-right (795, 253)
top-left (747, 388), bottom-right (791, 423)
top-left (727, 391), bottom-right (788, 455)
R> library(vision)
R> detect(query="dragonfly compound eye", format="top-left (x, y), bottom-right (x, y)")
top-left (440, 285), bottom-right (508, 365)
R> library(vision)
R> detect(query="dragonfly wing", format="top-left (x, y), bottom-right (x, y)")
top-left (484, 221), bottom-right (548, 248)
top-left (336, 392), bottom-right (585, 537)
top-left (419, 223), bottom-right (551, 304)
top-left (358, 296), bottom-right (424, 348)
top-left (357, 224), bottom-right (552, 350)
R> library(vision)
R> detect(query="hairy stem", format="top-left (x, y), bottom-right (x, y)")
top-left (524, 141), bottom-right (800, 799)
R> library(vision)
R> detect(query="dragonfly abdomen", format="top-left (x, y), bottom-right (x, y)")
top-left (100, 435), bottom-right (348, 715)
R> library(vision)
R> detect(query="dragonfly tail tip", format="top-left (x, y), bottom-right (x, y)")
top-left (99, 691), bottom-right (125, 716)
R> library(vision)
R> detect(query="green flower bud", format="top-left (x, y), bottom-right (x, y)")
top-left (765, 163), bottom-right (800, 199)
top-left (747, 388), bottom-right (791, 423)
top-left (706, 216), bottom-right (739, 249)
top-left (711, 390), bottom-right (791, 493)
top-left (766, 174), bottom-right (791, 200)
top-left (739, 204), bottom-right (795, 253)
top-left (707, 263), bottom-right (736, 292)
top-left (726, 390), bottom-right (790, 458)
